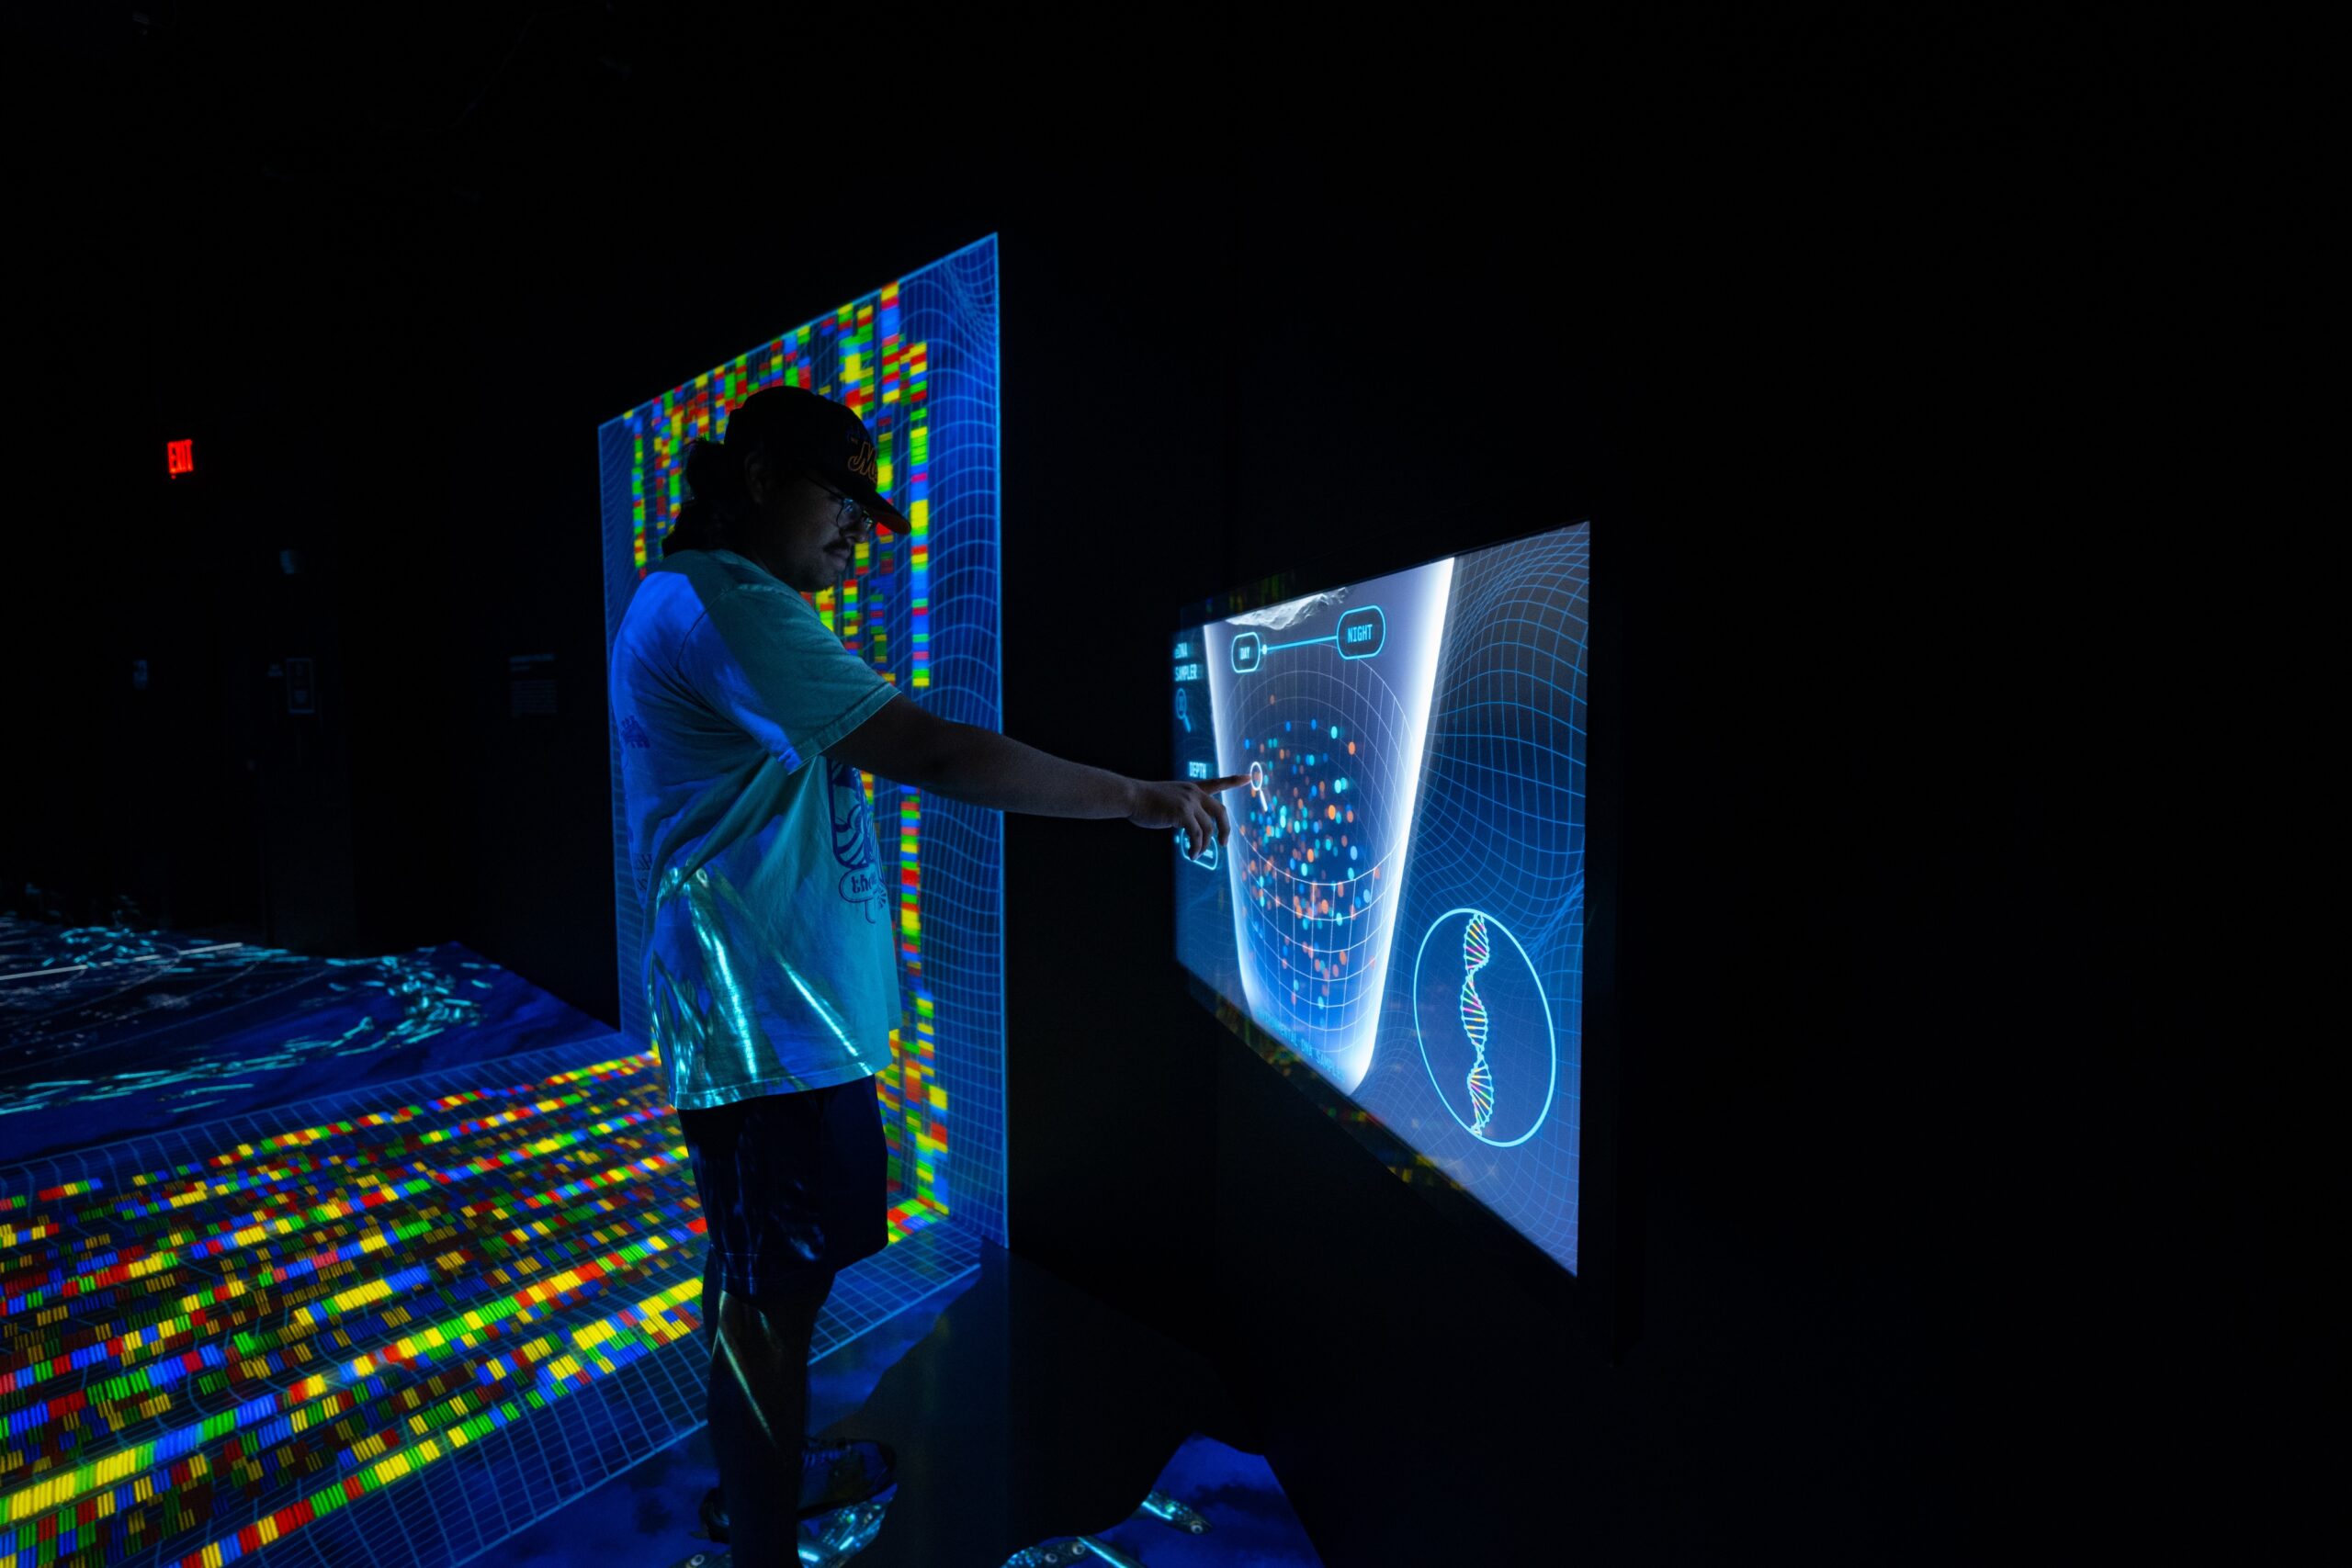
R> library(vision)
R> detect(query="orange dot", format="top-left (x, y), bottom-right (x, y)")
top-left (1348, 741), bottom-right (1356, 754)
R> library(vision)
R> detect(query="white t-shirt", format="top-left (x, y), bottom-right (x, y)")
top-left (607, 547), bottom-right (899, 1109)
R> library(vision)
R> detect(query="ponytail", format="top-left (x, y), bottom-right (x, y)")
top-left (662, 437), bottom-right (748, 556)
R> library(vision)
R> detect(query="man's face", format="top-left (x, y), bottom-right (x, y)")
top-left (742, 457), bottom-right (870, 592)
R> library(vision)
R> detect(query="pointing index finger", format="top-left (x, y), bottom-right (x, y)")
top-left (1203, 774), bottom-right (1251, 793)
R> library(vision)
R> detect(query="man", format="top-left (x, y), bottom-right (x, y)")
top-left (607, 386), bottom-right (1241, 1564)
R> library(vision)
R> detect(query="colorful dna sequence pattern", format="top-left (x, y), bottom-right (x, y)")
top-left (1460, 913), bottom-right (1494, 1137)
top-left (617, 282), bottom-right (935, 695)
top-left (0, 1042), bottom-right (948, 1568)
top-left (607, 278), bottom-right (952, 1239)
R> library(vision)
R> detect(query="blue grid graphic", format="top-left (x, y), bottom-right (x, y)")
top-left (892, 240), bottom-right (1008, 1248)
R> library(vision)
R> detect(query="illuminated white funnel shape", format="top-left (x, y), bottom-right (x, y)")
top-left (1204, 557), bottom-right (1454, 1095)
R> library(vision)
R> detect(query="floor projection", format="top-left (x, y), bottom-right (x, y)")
top-left (0, 919), bottom-right (978, 1568)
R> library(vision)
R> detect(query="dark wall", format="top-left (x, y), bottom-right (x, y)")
top-left (1182, 103), bottom-right (2226, 1562)
top-left (987, 114), bottom-right (2206, 1560)
top-left (10, 103), bottom-right (459, 958)
top-left (16, 30), bottom-right (2241, 1561)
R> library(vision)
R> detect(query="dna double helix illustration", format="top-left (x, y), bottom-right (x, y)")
top-left (1460, 912), bottom-right (1494, 1136)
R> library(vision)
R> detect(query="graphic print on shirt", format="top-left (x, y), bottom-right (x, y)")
top-left (829, 757), bottom-right (884, 921)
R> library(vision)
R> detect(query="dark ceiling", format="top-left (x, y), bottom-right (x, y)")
top-left (20, 6), bottom-right (798, 289)
top-left (11, 4), bottom-right (1289, 284)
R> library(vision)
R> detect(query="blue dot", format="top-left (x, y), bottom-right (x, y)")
top-left (1330, 726), bottom-right (1339, 739)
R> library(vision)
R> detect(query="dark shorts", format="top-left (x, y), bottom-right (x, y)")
top-left (677, 1075), bottom-right (888, 1309)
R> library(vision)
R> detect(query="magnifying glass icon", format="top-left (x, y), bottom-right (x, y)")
top-left (1248, 759), bottom-right (1266, 809)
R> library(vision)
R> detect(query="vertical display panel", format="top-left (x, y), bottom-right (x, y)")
top-left (1176, 523), bottom-right (1588, 1275)
top-left (597, 235), bottom-right (1005, 1249)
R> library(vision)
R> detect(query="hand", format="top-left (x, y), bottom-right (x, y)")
top-left (1127, 775), bottom-right (1248, 861)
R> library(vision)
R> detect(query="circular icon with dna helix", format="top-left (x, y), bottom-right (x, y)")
top-left (1459, 913), bottom-right (1496, 1134)
top-left (1411, 908), bottom-right (1557, 1147)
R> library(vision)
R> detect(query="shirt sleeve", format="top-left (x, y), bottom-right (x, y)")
top-left (676, 580), bottom-right (897, 769)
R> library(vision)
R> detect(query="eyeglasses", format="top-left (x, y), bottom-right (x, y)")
top-left (807, 475), bottom-right (877, 540)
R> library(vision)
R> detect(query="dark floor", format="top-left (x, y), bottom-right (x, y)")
top-left (503, 1240), bottom-right (1324, 1568)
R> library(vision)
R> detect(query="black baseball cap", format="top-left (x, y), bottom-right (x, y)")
top-left (718, 386), bottom-right (904, 537)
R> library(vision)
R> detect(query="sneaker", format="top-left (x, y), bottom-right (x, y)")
top-left (797, 1438), bottom-right (897, 1519)
top-left (696, 1483), bottom-right (729, 1543)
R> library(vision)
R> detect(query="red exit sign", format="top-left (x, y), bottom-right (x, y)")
top-left (166, 439), bottom-right (194, 477)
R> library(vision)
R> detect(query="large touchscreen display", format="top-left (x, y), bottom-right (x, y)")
top-left (1174, 524), bottom-right (1589, 1273)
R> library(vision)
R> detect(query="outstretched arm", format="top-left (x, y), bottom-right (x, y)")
top-left (830, 694), bottom-right (1246, 858)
